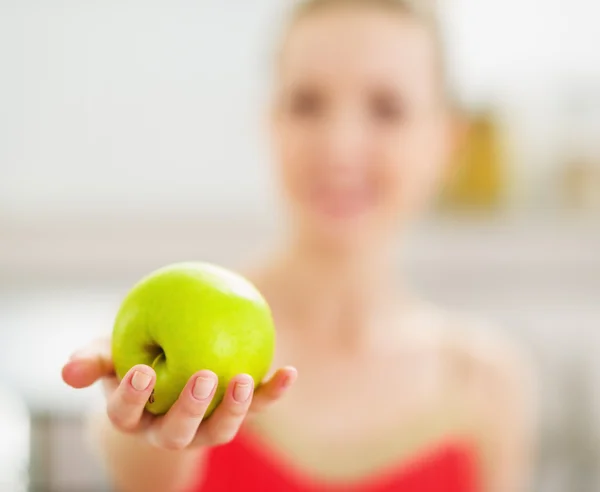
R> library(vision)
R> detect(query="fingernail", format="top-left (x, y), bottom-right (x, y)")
top-left (131, 371), bottom-right (152, 391)
top-left (233, 381), bottom-right (252, 403)
top-left (192, 376), bottom-right (216, 400)
top-left (281, 374), bottom-right (293, 389)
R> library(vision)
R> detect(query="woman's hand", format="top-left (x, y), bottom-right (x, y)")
top-left (62, 338), bottom-right (297, 451)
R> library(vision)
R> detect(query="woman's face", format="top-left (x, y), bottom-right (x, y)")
top-left (271, 7), bottom-right (452, 252)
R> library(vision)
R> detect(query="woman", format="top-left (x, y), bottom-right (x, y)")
top-left (62, 1), bottom-right (536, 491)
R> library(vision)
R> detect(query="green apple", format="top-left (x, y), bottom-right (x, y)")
top-left (111, 262), bottom-right (275, 417)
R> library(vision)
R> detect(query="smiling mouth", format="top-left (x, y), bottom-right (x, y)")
top-left (312, 190), bottom-right (373, 219)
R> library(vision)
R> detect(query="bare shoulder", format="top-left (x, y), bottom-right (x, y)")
top-left (429, 312), bottom-right (538, 489)
top-left (447, 313), bottom-right (532, 383)
top-left (434, 309), bottom-right (538, 424)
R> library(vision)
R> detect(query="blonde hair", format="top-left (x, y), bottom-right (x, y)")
top-left (292, 0), bottom-right (438, 22)
top-left (278, 0), bottom-right (451, 101)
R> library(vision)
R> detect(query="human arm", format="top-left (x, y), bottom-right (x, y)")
top-left (62, 338), bottom-right (296, 492)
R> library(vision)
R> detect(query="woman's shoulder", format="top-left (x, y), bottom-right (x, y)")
top-left (428, 306), bottom-right (537, 428)
top-left (438, 310), bottom-right (533, 386)
top-left (401, 300), bottom-right (535, 405)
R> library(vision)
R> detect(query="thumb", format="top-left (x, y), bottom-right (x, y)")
top-left (62, 338), bottom-right (114, 389)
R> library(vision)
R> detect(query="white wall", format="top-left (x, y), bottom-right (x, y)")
top-left (444, 0), bottom-right (600, 100)
top-left (1, 0), bottom-right (599, 221)
top-left (0, 1), bottom-right (283, 221)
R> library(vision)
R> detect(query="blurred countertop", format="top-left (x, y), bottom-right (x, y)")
top-left (2, 211), bottom-right (599, 283)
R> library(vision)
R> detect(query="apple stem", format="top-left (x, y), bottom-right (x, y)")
top-left (151, 351), bottom-right (165, 369)
top-left (148, 351), bottom-right (163, 406)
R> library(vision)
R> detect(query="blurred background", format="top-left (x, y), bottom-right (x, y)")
top-left (1, 0), bottom-right (599, 491)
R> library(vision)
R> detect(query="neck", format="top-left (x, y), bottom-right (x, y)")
top-left (288, 238), bottom-right (394, 296)
top-left (267, 235), bottom-right (404, 344)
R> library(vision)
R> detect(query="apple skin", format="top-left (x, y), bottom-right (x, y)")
top-left (111, 262), bottom-right (275, 417)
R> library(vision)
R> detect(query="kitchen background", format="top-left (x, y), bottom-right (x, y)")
top-left (1, 0), bottom-right (599, 491)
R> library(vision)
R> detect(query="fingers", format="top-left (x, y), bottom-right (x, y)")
top-left (147, 371), bottom-right (218, 450)
top-left (146, 367), bottom-right (297, 450)
top-left (62, 338), bottom-right (114, 389)
top-left (250, 366), bottom-right (297, 414)
top-left (106, 365), bottom-right (155, 433)
top-left (197, 374), bottom-right (254, 446)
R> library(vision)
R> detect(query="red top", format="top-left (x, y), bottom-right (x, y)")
top-left (192, 430), bottom-right (480, 492)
